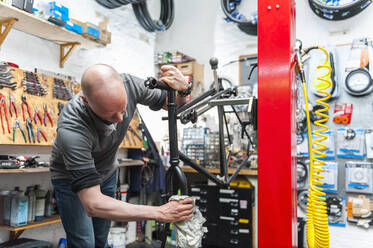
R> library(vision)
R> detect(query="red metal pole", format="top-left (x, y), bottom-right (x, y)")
top-left (257, 0), bottom-right (298, 247)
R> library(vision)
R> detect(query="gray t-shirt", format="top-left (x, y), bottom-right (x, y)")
top-left (50, 74), bottom-right (166, 181)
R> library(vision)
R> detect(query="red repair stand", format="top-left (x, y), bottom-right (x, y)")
top-left (258, 0), bottom-right (298, 247)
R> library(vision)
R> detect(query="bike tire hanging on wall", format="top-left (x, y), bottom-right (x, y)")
top-left (95, 0), bottom-right (145, 8)
top-left (132, 0), bottom-right (174, 32)
top-left (308, 0), bottom-right (372, 21)
top-left (221, 0), bottom-right (257, 36)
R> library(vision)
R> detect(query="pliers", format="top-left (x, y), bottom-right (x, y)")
top-left (33, 106), bottom-right (42, 125)
top-left (9, 93), bottom-right (17, 118)
top-left (43, 104), bottom-right (53, 127)
top-left (26, 117), bottom-right (35, 143)
top-left (37, 127), bottom-right (48, 143)
top-left (0, 93), bottom-right (10, 134)
top-left (21, 95), bottom-right (31, 122)
top-left (58, 102), bottom-right (65, 116)
top-left (13, 119), bottom-right (27, 143)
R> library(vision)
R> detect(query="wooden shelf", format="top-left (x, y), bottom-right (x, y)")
top-left (168, 166), bottom-right (257, 176)
top-left (0, 215), bottom-right (61, 240)
top-left (0, 3), bottom-right (104, 67)
top-left (118, 160), bottom-right (144, 167)
top-left (0, 167), bottom-right (50, 174)
top-left (156, 60), bottom-right (195, 66)
top-left (0, 160), bottom-right (144, 174)
top-left (0, 2), bottom-right (102, 49)
top-left (0, 215), bottom-right (61, 232)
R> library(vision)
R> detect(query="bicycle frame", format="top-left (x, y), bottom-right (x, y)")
top-left (144, 58), bottom-right (256, 193)
top-left (144, 58), bottom-right (256, 248)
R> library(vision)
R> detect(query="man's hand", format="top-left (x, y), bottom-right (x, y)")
top-left (159, 65), bottom-right (189, 91)
top-left (157, 198), bottom-right (194, 223)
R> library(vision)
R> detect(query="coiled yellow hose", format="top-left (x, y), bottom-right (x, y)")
top-left (301, 47), bottom-right (331, 248)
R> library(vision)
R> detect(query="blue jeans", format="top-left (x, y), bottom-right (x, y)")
top-left (52, 170), bottom-right (117, 248)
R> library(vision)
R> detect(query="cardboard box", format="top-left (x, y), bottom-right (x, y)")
top-left (98, 20), bottom-right (111, 45)
top-left (47, 1), bottom-right (69, 26)
top-left (82, 22), bottom-right (100, 40)
top-left (70, 18), bottom-right (84, 27)
top-left (98, 29), bottom-right (111, 45)
top-left (176, 62), bottom-right (194, 75)
top-left (65, 18), bottom-right (83, 34)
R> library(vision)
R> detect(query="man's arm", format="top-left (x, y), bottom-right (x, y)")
top-left (57, 129), bottom-right (193, 222)
top-left (78, 185), bottom-right (194, 222)
top-left (159, 65), bottom-right (189, 110)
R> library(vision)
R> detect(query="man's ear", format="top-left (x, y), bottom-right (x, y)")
top-left (80, 95), bottom-right (88, 104)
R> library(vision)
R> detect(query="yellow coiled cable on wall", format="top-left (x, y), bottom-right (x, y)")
top-left (300, 46), bottom-right (331, 248)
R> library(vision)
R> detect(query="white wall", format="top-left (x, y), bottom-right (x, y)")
top-left (0, 0), bottom-right (156, 245)
top-left (155, 0), bottom-right (218, 88)
top-left (214, 0), bottom-right (257, 86)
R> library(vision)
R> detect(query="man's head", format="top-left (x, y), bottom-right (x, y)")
top-left (81, 64), bottom-right (127, 123)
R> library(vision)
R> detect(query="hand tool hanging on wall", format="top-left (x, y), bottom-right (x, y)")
top-left (0, 65), bottom-right (16, 90)
top-left (0, 94), bottom-right (10, 134)
top-left (21, 95), bottom-right (32, 122)
top-left (43, 104), bottom-right (53, 127)
top-left (49, 104), bottom-right (56, 120)
top-left (0, 77), bottom-right (17, 90)
top-left (22, 71), bottom-right (48, 96)
top-left (37, 127), bottom-right (48, 143)
top-left (0, 64), bottom-right (14, 73)
top-left (57, 102), bottom-right (65, 116)
top-left (33, 107), bottom-right (42, 125)
top-left (13, 119), bottom-right (27, 143)
top-left (26, 117), bottom-right (35, 143)
top-left (53, 78), bottom-right (72, 100)
top-left (8, 93), bottom-right (18, 118)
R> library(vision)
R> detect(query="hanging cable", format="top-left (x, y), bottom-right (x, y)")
top-left (95, 0), bottom-right (145, 9)
top-left (221, 0), bottom-right (257, 36)
top-left (308, 0), bottom-right (372, 21)
top-left (297, 46), bottom-right (331, 248)
top-left (132, 0), bottom-right (174, 32)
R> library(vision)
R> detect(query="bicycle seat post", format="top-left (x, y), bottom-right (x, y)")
top-left (210, 57), bottom-right (219, 91)
top-left (209, 57), bottom-right (229, 182)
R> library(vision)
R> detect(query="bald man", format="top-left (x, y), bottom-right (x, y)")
top-left (50, 64), bottom-right (193, 248)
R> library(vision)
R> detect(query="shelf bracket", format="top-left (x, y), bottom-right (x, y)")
top-left (60, 42), bottom-right (80, 68)
top-left (9, 230), bottom-right (24, 240)
top-left (0, 18), bottom-right (18, 46)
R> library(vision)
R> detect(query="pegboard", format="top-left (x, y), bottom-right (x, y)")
top-left (0, 67), bottom-right (143, 149)
top-left (298, 43), bottom-right (373, 199)
top-left (120, 110), bottom-right (143, 149)
top-left (0, 68), bottom-right (76, 146)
